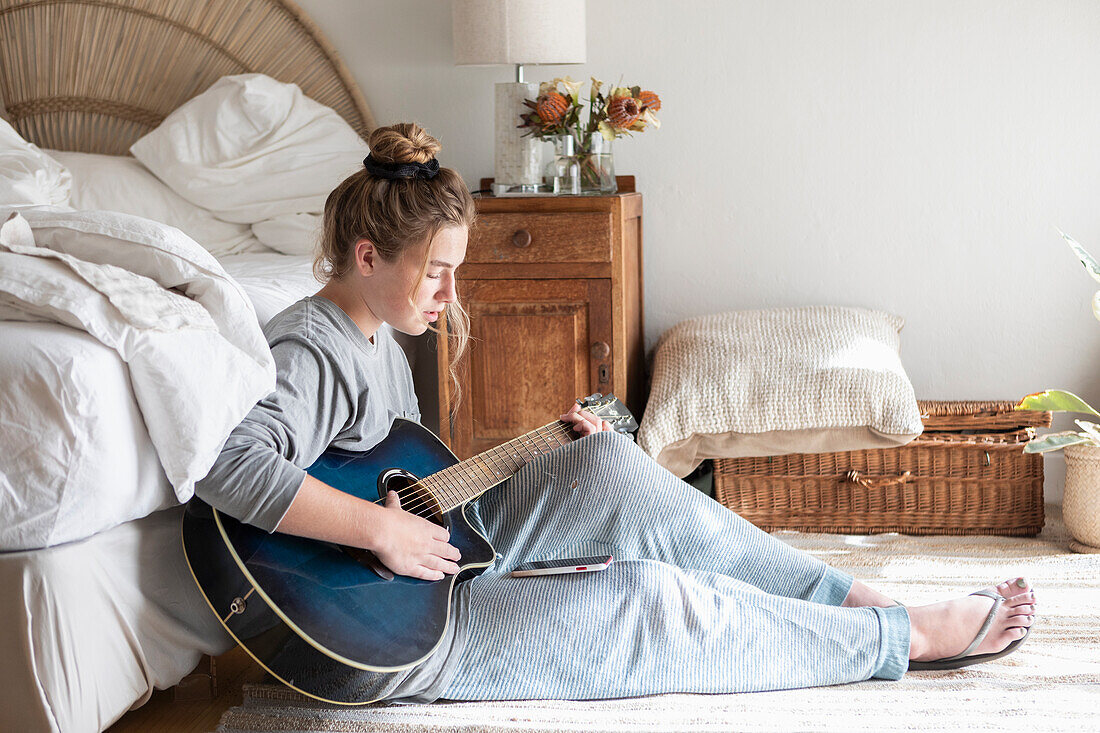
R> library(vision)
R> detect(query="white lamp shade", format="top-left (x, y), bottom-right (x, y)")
top-left (453, 0), bottom-right (586, 66)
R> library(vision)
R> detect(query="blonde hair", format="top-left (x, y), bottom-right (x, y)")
top-left (314, 122), bottom-right (476, 412)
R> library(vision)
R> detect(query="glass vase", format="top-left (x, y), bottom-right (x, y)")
top-left (544, 135), bottom-right (581, 195)
top-left (576, 134), bottom-right (617, 195)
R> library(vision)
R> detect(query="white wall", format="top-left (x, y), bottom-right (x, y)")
top-left (297, 0), bottom-right (1100, 501)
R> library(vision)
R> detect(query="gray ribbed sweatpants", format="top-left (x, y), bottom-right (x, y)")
top-left (441, 430), bottom-right (910, 700)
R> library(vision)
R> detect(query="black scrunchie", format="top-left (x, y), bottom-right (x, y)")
top-left (363, 154), bottom-right (440, 180)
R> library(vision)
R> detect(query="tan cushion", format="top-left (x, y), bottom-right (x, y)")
top-left (638, 306), bottom-right (923, 477)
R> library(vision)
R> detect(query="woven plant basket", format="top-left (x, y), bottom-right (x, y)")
top-left (713, 401), bottom-right (1051, 536)
top-left (1062, 443), bottom-right (1100, 553)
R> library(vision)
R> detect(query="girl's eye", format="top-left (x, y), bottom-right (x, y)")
top-left (427, 272), bottom-right (443, 280)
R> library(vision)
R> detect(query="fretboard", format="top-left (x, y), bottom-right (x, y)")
top-left (421, 421), bottom-right (580, 512)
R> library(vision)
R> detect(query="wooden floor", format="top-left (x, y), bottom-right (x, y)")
top-left (107, 646), bottom-right (265, 733)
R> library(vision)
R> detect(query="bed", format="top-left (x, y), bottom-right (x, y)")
top-left (0, 1), bottom-right (381, 730)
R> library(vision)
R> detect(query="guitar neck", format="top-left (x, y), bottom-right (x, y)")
top-left (424, 421), bottom-right (580, 512)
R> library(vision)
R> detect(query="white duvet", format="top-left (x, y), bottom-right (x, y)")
top-left (0, 207), bottom-right (276, 550)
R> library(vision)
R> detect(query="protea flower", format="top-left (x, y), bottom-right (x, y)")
top-left (536, 91), bottom-right (570, 129)
top-left (638, 90), bottom-right (661, 112)
top-left (607, 95), bottom-right (641, 129)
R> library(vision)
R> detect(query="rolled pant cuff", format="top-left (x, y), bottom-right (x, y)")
top-left (871, 604), bottom-right (911, 680)
top-left (807, 565), bottom-right (854, 606)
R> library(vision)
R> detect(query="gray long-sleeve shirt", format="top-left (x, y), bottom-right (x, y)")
top-left (195, 295), bottom-right (421, 531)
top-left (194, 295), bottom-right (466, 702)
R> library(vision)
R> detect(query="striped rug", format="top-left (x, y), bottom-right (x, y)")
top-left (215, 505), bottom-right (1100, 733)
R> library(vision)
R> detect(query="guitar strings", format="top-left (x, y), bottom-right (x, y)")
top-left (388, 421), bottom-right (578, 519)
top-left (388, 403), bottom-right (621, 518)
top-left (385, 420), bottom-right (580, 520)
top-left (383, 420), bottom-right (573, 518)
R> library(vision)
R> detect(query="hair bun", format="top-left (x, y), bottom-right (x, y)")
top-left (367, 122), bottom-right (441, 166)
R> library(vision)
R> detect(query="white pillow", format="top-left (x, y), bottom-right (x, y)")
top-left (0, 119), bottom-right (71, 207)
top-left (130, 73), bottom-right (368, 225)
top-left (47, 150), bottom-right (269, 258)
top-left (637, 306), bottom-right (924, 477)
top-left (251, 212), bottom-right (321, 256)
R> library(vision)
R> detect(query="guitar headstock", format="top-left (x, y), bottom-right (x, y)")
top-left (577, 393), bottom-right (638, 435)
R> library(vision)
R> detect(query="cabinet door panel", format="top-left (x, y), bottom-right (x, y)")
top-left (451, 279), bottom-right (612, 459)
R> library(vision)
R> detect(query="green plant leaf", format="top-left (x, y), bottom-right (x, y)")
top-left (1023, 432), bottom-right (1092, 453)
top-left (1059, 229), bottom-right (1100, 285)
top-left (1016, 389), bottom-right (1100, 417)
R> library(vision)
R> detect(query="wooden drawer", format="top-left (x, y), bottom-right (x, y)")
top-left (467, 212), bottom-right (613, 265)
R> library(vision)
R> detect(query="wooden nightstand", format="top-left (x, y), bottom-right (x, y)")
top-left (436, 177), bottom-right (644, 458)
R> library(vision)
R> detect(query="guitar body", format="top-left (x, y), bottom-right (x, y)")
top-left (181, 418), bottom-right (496, 704)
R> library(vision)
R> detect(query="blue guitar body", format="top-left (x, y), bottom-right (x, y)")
top-left (182, 393), bottom-right (636, 705)
top-left (181, 418), bottom-right (496, 704)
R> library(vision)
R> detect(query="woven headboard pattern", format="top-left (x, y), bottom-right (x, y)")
top-left (0, 0), bottom-right (376, 155)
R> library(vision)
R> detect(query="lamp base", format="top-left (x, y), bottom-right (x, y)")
top-left (494, 81), bottom-right (542, 188)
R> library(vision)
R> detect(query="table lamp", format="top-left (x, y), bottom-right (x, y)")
top-left (453, 0), bottom-right (587, 195)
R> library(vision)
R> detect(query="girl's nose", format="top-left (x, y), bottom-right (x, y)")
top-left (439, 276), bottom-right (456, 303)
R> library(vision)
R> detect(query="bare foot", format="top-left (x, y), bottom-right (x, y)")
top-left (908, 578), bottom-right (1036, 662)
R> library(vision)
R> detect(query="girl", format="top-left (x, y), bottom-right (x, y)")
top-left (195, 122), bottom-right (1036, 703)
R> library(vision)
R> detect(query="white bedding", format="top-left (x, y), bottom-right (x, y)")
top-left (0, 231), bottom-right (318, 551)
top-left (0, 207), bottom-right (276, 550)
top-left (0, 506), bottom-right (233, 733)
top-left (219, 251), bottom-right (320, 325)
top-left (0, 73), bottom-right (362, 732)
top-left (0, 321), bottom-right (175, 548)
top-left (47, 149), bottom-right (270, 257)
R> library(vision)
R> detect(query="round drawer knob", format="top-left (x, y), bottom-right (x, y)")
top-left (591, 341), bottom-right (611, 360)
top-left (511, 229), bottom-right (532, 248)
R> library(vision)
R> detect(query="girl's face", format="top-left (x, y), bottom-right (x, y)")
top-left (368, 225), bottom-right (468, 336)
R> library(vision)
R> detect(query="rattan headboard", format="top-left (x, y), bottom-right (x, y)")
top-left (0, 0), bottom-right (376, 155)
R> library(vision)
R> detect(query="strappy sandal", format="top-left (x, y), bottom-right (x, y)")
top-left (907, 588), bottom-right (1031, 671)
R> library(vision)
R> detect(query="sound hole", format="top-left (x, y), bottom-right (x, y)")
top-left (379, 469), bottom-right (446, 527)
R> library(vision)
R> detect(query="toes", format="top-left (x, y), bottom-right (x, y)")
top-left (996, 577), bottom-right (1033, 600)
top-left (1008, 603), bottom-right (1036, 616)
top-left (992, 625), bottom-right (1028, 649)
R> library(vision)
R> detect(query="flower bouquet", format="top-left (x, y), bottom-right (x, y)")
top-left (519, 76), bottom-right (662, 193)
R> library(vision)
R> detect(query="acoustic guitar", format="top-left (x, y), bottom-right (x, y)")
top-left (181, 393), bottom-right (637, 704)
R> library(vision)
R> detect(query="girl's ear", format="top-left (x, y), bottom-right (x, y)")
top-left (352, 238), bottom-right (377, 277)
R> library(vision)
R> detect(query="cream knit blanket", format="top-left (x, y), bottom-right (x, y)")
top-left (637, 306), bottom-right (924, 476)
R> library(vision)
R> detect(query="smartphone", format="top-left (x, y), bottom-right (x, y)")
top-left (510, 554), bottom-right (613, 577)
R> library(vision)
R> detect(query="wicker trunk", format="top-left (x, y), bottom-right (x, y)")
top-left (712, 401), bottom-right (1051, 536)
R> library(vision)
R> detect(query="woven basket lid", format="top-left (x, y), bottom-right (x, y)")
top-left (0, 0), bottom-right (376, 155)
top-left (917, 400), bottom-right (1052, 431)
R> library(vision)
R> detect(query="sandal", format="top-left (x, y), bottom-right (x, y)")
top-left (907, 589), bottom-right (1031, 671)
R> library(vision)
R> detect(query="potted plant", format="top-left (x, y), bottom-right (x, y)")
top-left (1017, 232), bottom-right (1100, 552)
top-left (519, 76), bottom-right (662, 194)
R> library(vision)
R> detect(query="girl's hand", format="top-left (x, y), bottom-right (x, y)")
top-left (560, 402), bottom-right (613, 437)
top-left (371, 491), bottom-right (462, 581)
